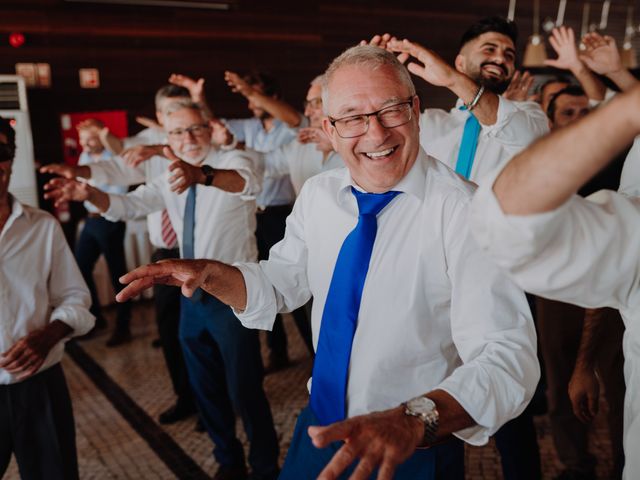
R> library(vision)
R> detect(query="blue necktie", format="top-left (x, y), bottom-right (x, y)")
top-left (310, 187), bottom-right (401, 425)
top-left (455, 108), bottom-right (481, 180)
top-left (182, 185), bottom-right (202, 301)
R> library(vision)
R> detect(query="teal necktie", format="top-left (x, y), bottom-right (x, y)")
top-left (182, 185), bottom-right (202, 301)
top-left (455, 108), bottom-right (481, 180)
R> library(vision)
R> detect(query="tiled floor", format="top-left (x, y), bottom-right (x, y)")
top-left (3, 301), bottom-right (617, 479)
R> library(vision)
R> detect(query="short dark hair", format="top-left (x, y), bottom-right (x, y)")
top-left (459, 16), bottom-right (518, 50)
top-left (537, 75), bottom-right (573, 95)
top-left (242, 71), bottom-right (281, 98)
top-left (547, 85), bottom-right (587, 119)
top-left (155, 84), bottom-right (191, 110)
top-left (0, 116), bottom-right (16, 162)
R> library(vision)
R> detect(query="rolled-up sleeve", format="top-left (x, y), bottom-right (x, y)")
top-left (103, 176), bottom-right (166, 222)
top-left (214, 149), bottom-right (264, 198)
top-left (48, 222), bottom-right (94, 337)
top-left (436, 197), bottom-right (539, 445)
top-left (471, 173), bottom-right (640, 311)
top-left (481, 97), bottom-right (549, 147)
top-left (234, 184), bottom-right (312, 329)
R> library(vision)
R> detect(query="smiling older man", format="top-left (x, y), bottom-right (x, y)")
top-left (116, 46), bottom-right (538, 480)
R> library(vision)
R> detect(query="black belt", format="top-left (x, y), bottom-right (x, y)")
top-left (256, 204), bottom-right (293, 214)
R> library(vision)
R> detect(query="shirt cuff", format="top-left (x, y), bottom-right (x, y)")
top-left (102, 194), bottom-right (125, 222)
top-left (231, 262), bottom-right (278, 331)
top-left (50, 306), bottom-right (95, 338)
top-left (88, 164), bottom-right (109, 184)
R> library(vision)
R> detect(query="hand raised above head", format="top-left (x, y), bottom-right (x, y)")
top-left (361, 33), bottom-right (409, 64)
top-left (502, 70), bottom-right (535, 102)
top-left (387, 38), bottom-right (457, 89)
top-left (224, 71), bottom-right (255, 98)
top-left (580, 32), bottom-right (622, 76)
top-left (544, 26), bottom-right (583, 72)
top-left (169, 73), bottom-right (206, 102)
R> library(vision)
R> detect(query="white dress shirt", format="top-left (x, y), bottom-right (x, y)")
top-left (419, 97), bottom-right (549, 184)
top-left (470, 175), bottom-right (640, 480)
top-left (620, 136), bottom-right (640, 197)
top-left (103, 148), bottom-right (262, 263)
top-left (264, 140), bottom-right (344, 195)
top-left (78, 150), bottom-right (128, 214)
top-left (235, 149), bottom-right (539, 445)
top-left (0, 197), bottom-right (94, 384)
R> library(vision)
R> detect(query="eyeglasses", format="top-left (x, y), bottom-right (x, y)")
top-left (328, 97), bottom-right (415, 138)
top-left (303, 97), bottom-right (323, 110)
top-left (167, 124), bottom-right (211, 139)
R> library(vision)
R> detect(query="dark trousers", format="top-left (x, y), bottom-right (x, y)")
top-left (280, 405), bottom-right (464, 480)
top-left (256, 205), bottom-right (314, 356)
top-left (494, 406), bottom-right (542, 480)
top-left (537, 299), bottom-right (626, 477)
top-left (0, 364), bottom-right (78, 480)
top-left (75, 216), bottom-right (131, 330)
top-left (152, 248), bottom-right (193, 407)
top-left (179, 294), bottom-right (279, 477)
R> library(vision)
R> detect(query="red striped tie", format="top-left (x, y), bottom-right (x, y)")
top-left (161, 209), bottom-right (178, 249)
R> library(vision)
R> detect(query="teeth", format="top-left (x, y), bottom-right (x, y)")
top-left (365, 147), bottom-right (394, 158)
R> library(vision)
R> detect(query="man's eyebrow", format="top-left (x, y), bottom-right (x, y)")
top-left (481, 41), bottom-right (516, 57)
top-left (333, 96), bottom-right (407, 117)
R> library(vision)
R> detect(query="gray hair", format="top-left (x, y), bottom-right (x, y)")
top-left (321, 45), bottom-right (416, 113)
top-left (310, 74), bottom-right (325, 87)
top-left (162, 99), bottom-right (205, 118)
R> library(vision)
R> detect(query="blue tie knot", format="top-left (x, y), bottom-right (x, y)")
top-left (352, 187), bottom-right (401, 217)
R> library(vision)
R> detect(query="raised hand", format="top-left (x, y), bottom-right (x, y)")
top-left (298, 127), bottom-right (333, 152)
top-left (211, 118), bottom-right (234, 147)
top-left (545, 26), bottom-right (583, 72)
top-left (169, 73), bottom-right (206, 103)
top-left (164, 146), bottom-right (205, 194)
top-left (568, 366), bottom-right (600, 423)
top-left (308, 406), bottom-right (422, 480)
top-left (43, 177), bottom-right (92, 207)
top-left (224, 71), bottom-right (256, 98)
top-left (387, 38), bottom-right (458, 88)
top-left (135, 116), bottom-right (163, 131)
top-left (361, 33), bottom-right (409, 64)
top-left (502, 70), bottom-right (535, 101)
top-left (580, 32), bottom-right (622, 76)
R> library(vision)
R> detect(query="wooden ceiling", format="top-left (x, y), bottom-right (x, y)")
top-left (0, 0), bottom-right (636, 164)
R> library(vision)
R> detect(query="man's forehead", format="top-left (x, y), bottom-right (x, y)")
top-left (327, 65), bottom-right (410, 115)
top-left (557, 94), bottom-right (589, 107)
top-left (165, 108), bottom-right (204, 127)
top-left (467, 32), bottom-right (515, 52)
top-left (307, 84), bottom-right (322, 99)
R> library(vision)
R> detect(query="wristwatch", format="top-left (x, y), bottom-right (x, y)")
top-left (201, 165), bottom-right (215, 186)
top-left (403, 396), bottom-right (439, 447)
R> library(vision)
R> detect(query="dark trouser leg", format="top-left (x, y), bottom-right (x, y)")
top-left (152, 248), bottom-right (193, 406)
top-left (291, 304), bottom-right (314, 356)
top-left (97, 218), bottom-right (131, 331)
top-left (7, 364), bottom-right (78, 480)
top-left (494, 407), bottom-right (542, 480)
top-left (595, 308), bottom-right (626, 479)
top-left (0, 385), bottom-right (12, 476)
top-left (204, 298), bottom-right (279, 477)
top-left (537, 298), bottom-right (596, 474)
top-left (179, 296), bottom-right (245, 468)
top-left (74, 220), bottom-right (102, 319)
top-left (280, 405), bottom-right (462, 480)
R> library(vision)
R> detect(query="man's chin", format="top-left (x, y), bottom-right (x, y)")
top-left (480, 77), bottom-right (510, 95)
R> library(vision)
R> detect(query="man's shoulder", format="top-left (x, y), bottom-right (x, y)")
top-left (17, 202), bottom-right (61, 232)
top-left (423, 154), bottom-right (476, 202)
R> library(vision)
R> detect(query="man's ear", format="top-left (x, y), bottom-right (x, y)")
top-left (322, 117), bottom-right (339, 152)
top-left (454, 54), bottom-right (466, 74)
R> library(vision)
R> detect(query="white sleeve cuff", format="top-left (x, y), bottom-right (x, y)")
top-left (231, 262), bottom-right (278, 331)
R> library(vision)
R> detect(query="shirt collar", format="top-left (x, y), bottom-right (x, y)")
top-left (336, 147), bottom-right (429, 205)
top-left (1, 195), bottom-right (26, 239)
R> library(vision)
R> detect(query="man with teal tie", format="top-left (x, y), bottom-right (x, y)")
top-left (117, 46), bottom-right (539, 479)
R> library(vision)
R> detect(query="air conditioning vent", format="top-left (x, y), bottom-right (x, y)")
top-left (0, 82), bottom-right (20, 110)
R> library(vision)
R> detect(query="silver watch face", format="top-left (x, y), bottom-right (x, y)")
top-left (406, 396), bottom-right (436, 415)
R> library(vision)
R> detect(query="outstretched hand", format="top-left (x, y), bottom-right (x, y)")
top-left (43, 177), bottom-right (92, 207)
top-left (387, 38), bottom-right (457, 88)
top-left (308, 406), bottom-right (422, 480)
top-left (116, 259), bottom-right (216, 302)
top-left (298, 127), bottom-right (333, 152)
top-left (39, 163), bottom-right (78, 179)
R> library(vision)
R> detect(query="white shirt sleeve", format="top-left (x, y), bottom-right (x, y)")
top-left (89, 155), bottom-right (146, 186)
top-left (471, 174), bottom-right (640, 310)
top-left (48, 220), bottom-right (94, 337)
top-left (103, 175), bottom-right (166, 222)
top-left (234, 183), bottom-right (312, 329)
top-left (620, 136), bottom-right (640, 197)
top-left (435, 195), bottom-right (539, 445)
top-left (214, 149), bottom-right (264, 198)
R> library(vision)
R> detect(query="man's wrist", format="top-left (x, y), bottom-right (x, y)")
top-left (201, 165), bottom-right (215, 186)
